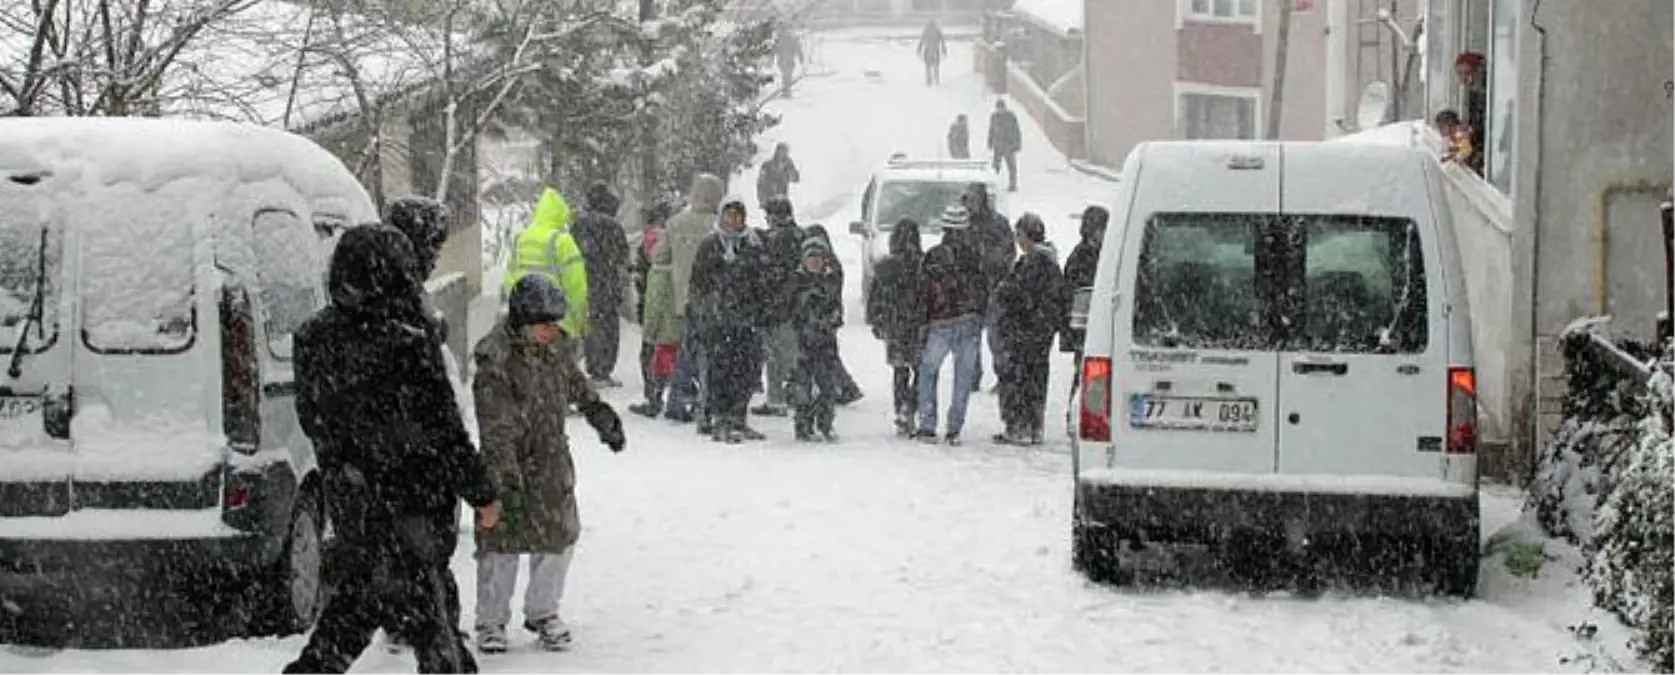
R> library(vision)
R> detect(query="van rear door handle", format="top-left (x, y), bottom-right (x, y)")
top-left (1292, 361), bottom-right (1349, 376)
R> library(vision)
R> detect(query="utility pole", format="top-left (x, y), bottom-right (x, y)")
top-left (1266, 0), bottom-right (1295, 139)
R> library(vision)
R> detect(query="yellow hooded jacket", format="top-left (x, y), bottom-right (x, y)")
top-left (502, 187), bottom-right (590, 337)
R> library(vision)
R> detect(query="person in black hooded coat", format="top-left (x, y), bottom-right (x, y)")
top-left (866, 218), bottom-right (925, 436)
top-left (282, 225), bottom-right (500, 675)
top-left (571, 183), bottom-right (631, 386)
top-left (801, 225), bottom-right (864, 405)
top-left (1060, 205), bottom-right (1107, 394)
top-left (993, 214), bottom-right (1066, 445)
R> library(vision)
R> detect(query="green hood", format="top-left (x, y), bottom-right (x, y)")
top-left (529, 187), bottom-right (573, 233)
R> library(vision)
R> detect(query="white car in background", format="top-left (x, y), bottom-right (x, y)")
top-left (848, 155), bottom-right (1007, 307)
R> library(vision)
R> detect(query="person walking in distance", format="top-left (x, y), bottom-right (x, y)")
top-left (788, 237), bottom-right (846, 441)
top-left (282, 225), bottom-right (499, 675)
top-left (774, 22), bottom-right (804, 98)
top-left (986, 99), bottom-right (1022, 192)
top-left (756, 143), bottom-right (801, 210)
top-left (993, 213), bottom-right (1066, 445)
top-left (690, 199), bottom-right (774, 442)
top-left (866, 218), bottom-right (926, 437)
top-left (914, 205), bottom-right (989, 445)
top-left (471, 275), bottom-right (625, 654)
top-left (571, 183), bottom-right (631, 388)
top-left (752, 196), bottom-right (806, 417)
top-left (918, 20), bottom-right (947, 86)
top-left (1060, 205), bottom-right (1107, 398)
top-left (663, 174), bottom-right (727, 423)
top-left (947, 115), bottom-right (970, 159)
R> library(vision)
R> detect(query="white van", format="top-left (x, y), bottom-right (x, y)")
top-left (848, 155), bottom-right (1007, 305)
top-left (0, 118), bottom-right (375, 637)
top-left (1071, 141), bottom-right (1480, 595)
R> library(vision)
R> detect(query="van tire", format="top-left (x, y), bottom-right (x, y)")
top-left (1436, 541), bottom-right (1480, 599)
top-left (1072, 519), bottom-right (1133, 586)
top-left (249, 496), bottom-right (328, 636)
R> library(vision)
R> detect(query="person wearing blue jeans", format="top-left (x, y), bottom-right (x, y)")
top-left (916, 314), bottom-right (983, 444)
top-left (913, 204), bottom-right (990, 445)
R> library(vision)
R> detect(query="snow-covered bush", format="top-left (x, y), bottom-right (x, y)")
top-left (1530, 322), bottom-right (1673, 672)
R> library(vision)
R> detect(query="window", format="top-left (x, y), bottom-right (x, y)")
top-left (81, 203), bottom-right (196, 354)
top-left (1295, 216), bottom-right (1428, 353)
top-left (0, 217), bottom-right (63, 357)
top-left (875, 180), bottom-right (970, 231)
top-left (1187, 0), bottom-right (1258, 21)
top-left (219, 281), bottom-right (260, 451)
top-left (252, 210), bottom-right (325, 360)
top-left (1130, 213), bottom-right (1429, 354)
top-left (1484, 0), bottom-right (1518, 193)
top-left (1179, 91), bottom-right (1259, 139)
top-left (1132, 213), bottom-right (1277, 350)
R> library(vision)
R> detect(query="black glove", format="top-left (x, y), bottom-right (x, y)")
top-left (871, 325), bottom-right (886, 341)
top-left (579, 400), bottom-right (626, 452)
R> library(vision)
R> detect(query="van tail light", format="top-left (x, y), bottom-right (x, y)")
top-left (1446, 366), bottom-right (1478, 455)
top-left (1080, 356), bottom-right (1113, 443)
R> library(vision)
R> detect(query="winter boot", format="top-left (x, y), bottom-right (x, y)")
top-left (751, 403), bottom-right (788, 417)
top-left (697, 416), bottom-right (715, 436)
top-left (795, 422), bottom-right (817, 442)
top-left (628, 402), bottom-right (662, 418)
top-left (475, 626), bottom-right (508, 654)
top-left (912, 429), bottom-right (939, 444)
top-left (735, 423), bottom-right (766, 441)
top-left (524, 617), bottom-right (572, 651)
top-left (820, 427), bottom-right (839, 443)
top-left (590, 376), bottom-right (623, 389)
top-left (664, 406), bottom-right (694, 423)
top-left (893, 416), bottom-right (915, 438)
top-left (944, 431), bottom-right (963, 446)
top-left (992, 428), bottom-right (1030, 445)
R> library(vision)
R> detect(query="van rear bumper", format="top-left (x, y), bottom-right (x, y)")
top-left (1075, 472), bottom-right (1479, 546)
top-left (0, 532), bottom-right (275, 601)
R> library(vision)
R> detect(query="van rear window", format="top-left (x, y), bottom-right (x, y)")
top-left (1131, 213), bottom-right (1274, 350)
top-left (81, 203), bottom-right (196, 354)
top-left (1131, 213), bottom-right (1429, 354)
top-left (1295, 215), bottom-right (1428, 354)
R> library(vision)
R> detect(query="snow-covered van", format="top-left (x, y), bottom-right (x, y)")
top-left (0, 118), bottom-right (374, 636)
top-left (1071, 141), bottom-right (1480, 595)
top-left (848, 154), bottom-right (1007, 305)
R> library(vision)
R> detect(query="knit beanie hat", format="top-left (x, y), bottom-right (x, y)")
top-left (508, 275), bottom-right (567, 329)
top-left (938, 204), bottom-right (970, 229)
top-left (801, 236), bottom-right (831, 258)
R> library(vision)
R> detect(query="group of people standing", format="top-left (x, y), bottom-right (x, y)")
top-left (626, 171), bottom-right (863, 443)
top-left (865, 185), bottom-right (1105, 445)
top-left (281, 197), bottom-right (627, 674)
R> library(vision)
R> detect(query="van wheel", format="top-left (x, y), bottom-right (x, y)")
top-left (249, 498), bottom-right (327, 636)
top-left (1435, 540), bottom-right (1480, 598)
top-left (1073, 519), bottom-right (1132, 586)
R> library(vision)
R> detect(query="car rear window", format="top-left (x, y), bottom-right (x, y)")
top-left (1295, 215), bottom-right (1428, 354)
top-left (1131, 213), bottom-right (1274, 350)
top-left (875, 181), bottom-right (971, 231)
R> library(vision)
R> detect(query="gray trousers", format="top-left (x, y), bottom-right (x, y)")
top-left (474, 549), bottom-right (573, 630)
top-left (762, 322), bottom-right (800, 406)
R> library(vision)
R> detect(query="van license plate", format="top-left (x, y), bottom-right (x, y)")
top-left (0, 396), bottom-right (42, 420)
top-left (1129, 394), bottom-right (1258, 432)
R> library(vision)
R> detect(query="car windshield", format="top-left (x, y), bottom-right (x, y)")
top-left (0, 210), bottom-right (63, 356)
top-left (875, 180), bottom-right (973, 231)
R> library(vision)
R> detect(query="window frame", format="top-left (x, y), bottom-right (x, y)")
top-left (1182, 0), bottom-right (1261, 26)
top-left (1174, 82), bottom-right (1264, 140)
top-left (0, 222), bottom-right (65, 357)
top-left (79, 226), bottom-right (198, 356)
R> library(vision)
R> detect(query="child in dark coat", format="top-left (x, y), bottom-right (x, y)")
top-left (789, 237), bottom-right (846, 441)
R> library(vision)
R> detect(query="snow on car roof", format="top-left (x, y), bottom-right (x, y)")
top-left (0, 116), bottom-right (374, 211)
top-left (875, 160), bottom-right (999, 185)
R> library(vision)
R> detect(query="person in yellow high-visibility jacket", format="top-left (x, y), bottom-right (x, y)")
top-left (502, 187), bottom-right (590, 338)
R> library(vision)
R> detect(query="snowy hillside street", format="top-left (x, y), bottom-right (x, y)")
top-left (1, 28), bottom-right (1636, 674)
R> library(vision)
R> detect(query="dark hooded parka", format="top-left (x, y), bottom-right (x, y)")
top-left (1060, 205), bottom-right (1107, 355)
top-left (284, 224), bottom-right (497, 675)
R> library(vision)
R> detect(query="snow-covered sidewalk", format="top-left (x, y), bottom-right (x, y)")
top-left (3, 28), bottom-right (1633, 674)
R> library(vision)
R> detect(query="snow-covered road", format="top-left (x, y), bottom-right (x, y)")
top-left (4, 27), bottom-right (1616, 674)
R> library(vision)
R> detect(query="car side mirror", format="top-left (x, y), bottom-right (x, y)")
top-left (848, 221), bottom-right (867, 237)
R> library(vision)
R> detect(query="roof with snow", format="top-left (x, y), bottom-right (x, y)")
top-left (1009, 0), bottom-right (1082, 35)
